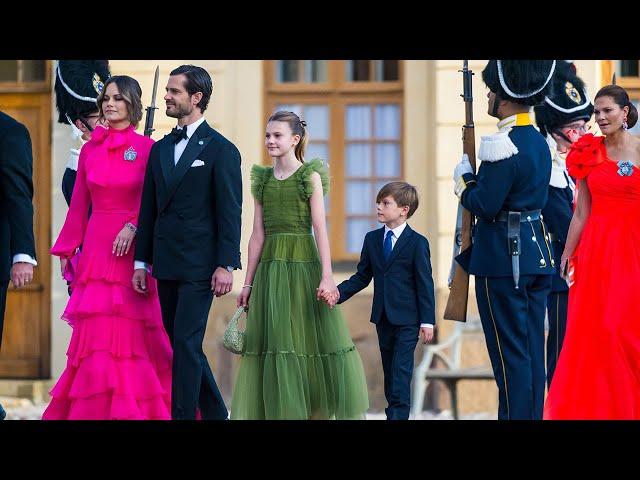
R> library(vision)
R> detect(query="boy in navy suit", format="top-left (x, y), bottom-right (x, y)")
top-left (322, 182), bottom-right (435, 420)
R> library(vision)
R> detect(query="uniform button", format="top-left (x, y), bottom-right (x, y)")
top-left (539, 259), bottom-right (546, 265)
top-left (527, 216), bottom-right (532, 221)
top-left (532, 236), bottom-right (536, 241)
top-left (551, 259), bottom-right (556, 266)
top-left (540, 214), bottom-right (544, 220)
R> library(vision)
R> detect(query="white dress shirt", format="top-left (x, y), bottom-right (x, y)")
top-left (383, 222), bottom-right (431, 330)
top-left (173, 117), bottom-right (206, 166)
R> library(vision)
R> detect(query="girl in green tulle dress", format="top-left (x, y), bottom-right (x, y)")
top-left (231, 111), bottom-right (369, 420)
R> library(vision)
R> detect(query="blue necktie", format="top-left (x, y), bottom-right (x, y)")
top-left (383, 230), bottom-right (394, 261)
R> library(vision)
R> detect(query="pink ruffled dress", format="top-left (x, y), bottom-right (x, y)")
top-left (43, 125), bottom-right (173, 420)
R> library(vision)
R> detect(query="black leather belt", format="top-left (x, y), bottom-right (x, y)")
top-left (495, 209), bottom-right (543, 289)
top-left (495, 209), bottom-right (542, 223)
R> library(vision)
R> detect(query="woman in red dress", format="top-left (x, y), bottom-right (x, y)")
top-left (544, 85), bottom-right (640, 419)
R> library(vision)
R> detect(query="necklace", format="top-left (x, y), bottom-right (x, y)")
top-left (275, 163), bottom-right (300, 179)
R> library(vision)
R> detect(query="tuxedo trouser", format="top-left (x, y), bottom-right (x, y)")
top-left (157, 279), bottom-right (227, 420)
top-left (376, 312), bottom-right (419, 420)
top-left (0, 281), bottom-right (8, 350)
top-left (475, 275), bottom-right (551, 420)
top-left (546, 291), bottom-right (568, 389)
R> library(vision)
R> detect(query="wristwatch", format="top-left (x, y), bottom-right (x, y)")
top-left (221, 266), bottom-right (234, 273)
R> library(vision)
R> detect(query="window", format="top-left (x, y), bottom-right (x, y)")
top-left (265, 61), bottom-right (403, 261)
top-left (602, 60), bottom-right (640, 135)
top-left (0, 60), bottom-right (49, 92)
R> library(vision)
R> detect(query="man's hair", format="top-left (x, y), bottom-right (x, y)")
top-left (376, 182), bottom-right (419, 218)
top-left (170, 65), bottom-right (213, 113)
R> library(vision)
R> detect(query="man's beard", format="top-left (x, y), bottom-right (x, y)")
top-left (166, 103), bottom-right (192, 119)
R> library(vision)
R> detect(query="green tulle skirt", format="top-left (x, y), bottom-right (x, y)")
top-left (231, 233), bottom-right (369, 420)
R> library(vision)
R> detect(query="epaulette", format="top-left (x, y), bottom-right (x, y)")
top-left (478, 130), bottom-right (519, 162)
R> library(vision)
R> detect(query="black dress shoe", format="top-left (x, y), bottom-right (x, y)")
top-left (0, 403), bottom-right (6, 421)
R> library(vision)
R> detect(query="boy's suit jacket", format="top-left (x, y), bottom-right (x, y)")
top-left (337, 224), bottom-right (435, 327)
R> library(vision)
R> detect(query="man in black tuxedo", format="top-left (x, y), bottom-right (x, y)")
top-left (0, 111), bottom-right (37, 421)
top-left (133, 65), bottom-right (242, 420)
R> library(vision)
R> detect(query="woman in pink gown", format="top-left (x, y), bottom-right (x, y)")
top-left (43, 76), bottom-right (172, 420)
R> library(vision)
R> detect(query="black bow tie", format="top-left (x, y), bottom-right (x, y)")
top-left (171, 126), bottom-right (188, 144)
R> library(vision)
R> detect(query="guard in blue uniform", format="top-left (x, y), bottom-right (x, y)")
top-left (534, 61), bottom-right (593, 388)
top-left (453, 60), bottom-right (558, 420)
top-left (54, 61), bottom-right (110, 295)
top-left (54, 60), bottom-right (110, 206)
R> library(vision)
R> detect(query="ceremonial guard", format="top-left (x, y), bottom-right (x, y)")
top-left (452, 60), bottom-right (557, 419)
top-left (54, 60), bottom-right (110, 205)
top-left (534, 61), bottom-right (593, 387)
top-left (54, 61), bottom-right (110, 293)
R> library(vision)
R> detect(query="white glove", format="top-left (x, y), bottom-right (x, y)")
top-left (453, 153), bottom-right (473, 183)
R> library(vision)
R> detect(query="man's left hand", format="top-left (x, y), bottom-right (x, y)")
top-left (11, 262), bottom-right (34, 288)
top-left (212, 267), bottom-right (233, 297)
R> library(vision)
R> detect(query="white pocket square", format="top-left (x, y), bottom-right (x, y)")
top-left (191, 159), bottom-right (205, 167)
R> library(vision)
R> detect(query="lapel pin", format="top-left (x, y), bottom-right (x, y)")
top-left (198, 140), bottom-right (204, 145)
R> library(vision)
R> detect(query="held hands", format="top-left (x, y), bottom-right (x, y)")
top-left (453, 153), bottom-right (473, 183)
top-left (419, 326), bottom-right (435, 344)
top-left (212, 267), bottom-right (233, 297)
top-left (317, 276), bottom-right (339, 308)
top-left (113, 225), bottom-right (136, 257)
top-left (132, 268), bottom-right (148, 294)
top-left (10, 262), bottom-right (33, 288)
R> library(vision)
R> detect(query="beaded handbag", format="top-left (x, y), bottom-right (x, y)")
top-left (223, 306), bottom-right (247, 354)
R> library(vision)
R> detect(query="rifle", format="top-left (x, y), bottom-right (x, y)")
top-left (143, 65), bottom-right (160, 137)
top-left (443, 60), bottom-right (477, 322)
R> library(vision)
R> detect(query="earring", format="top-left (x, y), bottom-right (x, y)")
top-left (623, 119), bottom-right (629, 130)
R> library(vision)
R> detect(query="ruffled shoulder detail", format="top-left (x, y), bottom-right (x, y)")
top-left (566, 133), bottom-right (605, 179)
top-left (299, 158), bottom-right (330, 199)
top-left (250, 164), bottom-right (272, 204)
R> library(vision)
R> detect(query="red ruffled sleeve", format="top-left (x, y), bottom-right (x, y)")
top-left (566, 133), bottom-right (605, 179)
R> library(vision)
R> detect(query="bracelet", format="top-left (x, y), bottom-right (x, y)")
top-left (125, 222), bottom-right (137, 234)
top-left (243, 284), bottom-right (253, 289)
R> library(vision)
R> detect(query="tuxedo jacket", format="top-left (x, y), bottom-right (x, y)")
top-left (337, 225), bottom-right (435, 327)
top-left (135, 120), bottom-right (242, 281)
top-left (0, 111), bottom-right (36, 281)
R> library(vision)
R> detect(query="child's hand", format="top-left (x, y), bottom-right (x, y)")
top-left (324, 289), bottom-right (339, 308)
top-left (419, 326), bottom-right (434, 344)
top-left (317, 286), bottom-right (339, 308)
top-left (317, 276), bottom-right (337, 303)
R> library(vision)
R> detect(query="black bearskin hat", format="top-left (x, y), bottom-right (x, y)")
top-left (54, 60), bottom-right (110, 125)
top-left (534, 61), bottom-right (593, 137)
top-left (482, 60), bottom-right (557, 106)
